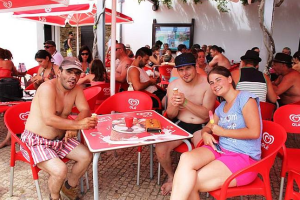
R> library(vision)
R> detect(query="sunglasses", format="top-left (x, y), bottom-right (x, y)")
top-left (81, 53), bottom-right (89, 56)
top-left (44, 45), bottom-right (53, 49)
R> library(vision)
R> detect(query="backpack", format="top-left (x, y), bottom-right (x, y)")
top-left (64, 39), bottom-right (69, 50)
top-left (0, 78), bottom-right (23, 102)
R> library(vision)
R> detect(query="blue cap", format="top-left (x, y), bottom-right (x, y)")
top-left (175, 53), bottom-right (196, 68)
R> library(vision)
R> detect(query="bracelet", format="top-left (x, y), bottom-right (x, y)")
top-left (183, 98), bottom-right (188, 106)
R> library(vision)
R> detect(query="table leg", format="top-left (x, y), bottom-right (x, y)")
top-left (150, 144), bottom-right (153, 179)
top-left (93, 153), bottom-right (101, 200)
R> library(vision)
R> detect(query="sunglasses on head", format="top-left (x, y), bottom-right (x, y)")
top-left (81, 53), bottom-right (89, 56)
top-left (44, 45), bottom-right (53, 49)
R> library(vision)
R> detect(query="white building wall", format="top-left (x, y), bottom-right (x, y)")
top-left (121, 0), bottom-right (300, 71)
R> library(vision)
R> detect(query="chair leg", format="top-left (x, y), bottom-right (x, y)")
top-left (157, 163), bottom-right (161, 185)
top-left (34, 179), bottom-right (42, 200)
top-left (85, 171), bottom-right (89, 190)
top-left (80, 177), bottom-right (84, 194)
top-left (150, 144), bottom-right (153, 179)
top-left (9, 167), bottom-right (14, 197)
top-left (80, 171), bottom-right (90, 194)
top-left (137, 151), bottom-right (141, 185)
top-left (279, 177), bottom-right (285, 200)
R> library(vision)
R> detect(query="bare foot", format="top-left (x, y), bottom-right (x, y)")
top-left (161, 180), bottom-right (173, 196)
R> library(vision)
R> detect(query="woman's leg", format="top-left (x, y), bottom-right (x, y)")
top-left (170, 147), bottom-right (215, 200)
top-left (188, 159), bottom-right (236, 199)
top-left (0, 130), bottom-right (11, 149)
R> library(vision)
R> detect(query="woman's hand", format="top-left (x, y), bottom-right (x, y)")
top-left (211, 124), bottom-right (225, 136)
top-left (31, 75), bottom-right (43, 84)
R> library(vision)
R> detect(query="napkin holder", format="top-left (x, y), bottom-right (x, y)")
top-left (146, 119), bottom-right (162, 133)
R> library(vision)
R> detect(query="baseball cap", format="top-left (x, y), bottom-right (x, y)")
top-left (61, 57), bottom-right (83, 72)
top-left (175, 53), bottom-right (196, 68)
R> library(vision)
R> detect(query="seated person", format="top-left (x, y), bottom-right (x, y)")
top-left (78, 45), bottom-right (93, 77)
top-left (171, 66), bottom-right (262, 199)
top-left (21, 57), bottom-right (97, 200)
top-left (231, 50), bottom-right (277, 103)
top-left (209, 45), bottom-right (231, 69)
top-left (127, 47), bottom-right (165, 108)
top-left (31, 50), bottom-right (59, 89)
top-left (149, 45), bottom-right (161, 66)
top-left (0, 48), bottom-right (26, 77)
top-left (292, 51), bottom-right (300, 73)
top-left (272, 53), bottom-right (300, 105)
top-left (115, 43), bottom-right (133, 83)
top-left (156, 53), bottom-right (216, 195)
top-left (77, 59), bottom-right (108, 87)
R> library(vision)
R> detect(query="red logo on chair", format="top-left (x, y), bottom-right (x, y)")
top-left (128, 99), bottom-right (139, 110)
top-left (262, 132), bottom-right (274, 150)
top-left (289, 114), bottom-right (300, 123)
top-left (103, 87), bottom-right (110, 95)
top-left (19, 111), bottom-right (30, 124)
top-left (166, 68), bottom-right (172, 73)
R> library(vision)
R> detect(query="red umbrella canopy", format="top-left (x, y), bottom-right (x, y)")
top-left (0, 0), bottom-right (69, 13)
top-left (13, 3), bottom-right (133, 26)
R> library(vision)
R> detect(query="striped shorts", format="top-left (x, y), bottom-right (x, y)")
top-left (21, 129), bottom-right (80, 165)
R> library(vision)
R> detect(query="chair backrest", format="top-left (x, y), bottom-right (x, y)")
top-left (91, 82), bottom-right (121, 102)
top-left (260, 101), bottom-right (276, 121)
top-left (25, 83), bottom-right (35, 90)
top-left (158, 65), bottom-right (173, 82)
top-left (273, 104), bottom-right (300, 134)
top-left (292, 101), bottom-right (300, 105)
top-left (285, 170), bottom-right (300, 200)
top-left (83, 86), bottom-right (102, 110)
top-left (95, 91), bottom-right (152, 114)
top-left (26, 66), bottom-right (40, 76)
top-left (0, 68), bottom-right (12, 78)
top-left (4, 102), bottom-right (31, 135)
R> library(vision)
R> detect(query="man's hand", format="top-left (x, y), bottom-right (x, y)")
top-left (171, 92), bottom-right (185, 107)
top-left (65, 130), bottom-right (78, 142)
top-left (78, 117), bottom-right (98, 130)
top-left (149, 77), bottom-right (158, 85)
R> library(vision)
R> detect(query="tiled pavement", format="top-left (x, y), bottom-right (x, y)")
top-left (0, 114), bottom-right (298, 200)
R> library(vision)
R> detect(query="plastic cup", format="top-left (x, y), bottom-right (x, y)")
top-left (125, 117), bottom-right (134, 128)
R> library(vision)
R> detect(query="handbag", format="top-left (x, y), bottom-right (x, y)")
top-left (146, 118), bottom-right (162, 133)
top-left (0, 77), bottom-right (23, 102)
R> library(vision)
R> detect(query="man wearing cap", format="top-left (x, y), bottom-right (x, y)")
top-left (115, 43), bottom-right (133, 83)
top-left (21, 57), bottom-right (97, 200)
top-left (155, 53), bottom-right (216, 195)
top-left (231, 50), bottom-right (277, 103)
top-left (44, 40), bottom-right (64, 66)
top-left (272, 53), bottom-right (300, 105)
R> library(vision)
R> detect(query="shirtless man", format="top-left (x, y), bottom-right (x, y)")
top-left (115, 43), bottom-right (133, 83)
top-left (21, 58), bottom-right (97, 200)
top-left (155, 53), bottom-right (216, 195)
top-left (208, 45), bottom-right (231, 69)
top-left (272, 53), bottom-right (300, 105)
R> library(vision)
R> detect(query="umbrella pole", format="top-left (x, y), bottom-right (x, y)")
top-left (76, 24), bottom-right (79, 56)
top-left (110, 0), bottom-right (117, 96)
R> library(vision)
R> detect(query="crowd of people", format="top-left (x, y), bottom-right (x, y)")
top-left (1, 37), bottom-right (300, 199)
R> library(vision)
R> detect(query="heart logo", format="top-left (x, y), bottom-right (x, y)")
top-left (128, 99), bottom-right (139, 107)
top-left (290, 114), bottom-right (300, 123)
top-left (166, 68), bottom-right (172, 73)
top-left (19, 111), bottom-right (30, 121)
top-left (263, 132), bottom-right (274, 144)
top-left (103, 88), bottom-right (110, 93)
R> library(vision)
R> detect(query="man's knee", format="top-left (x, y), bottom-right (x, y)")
top-left (155, 143), bottom-right (172, 158)
top-left (80, 147), bottom-right (93, 164)
top-left (51, 164), bottom-right (68, 180)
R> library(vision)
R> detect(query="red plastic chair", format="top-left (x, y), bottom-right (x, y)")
top-left (72, 86), bottom-right (102, 113)
top-left (208, 120), bottom-right (286, 200)
top-left (273, 104), bottom-right (300, 200)
top-left (292, 101), bottom-right (300, 105)
top-left (0, 68), bottom-right (12, 78)
top-left (158, 65), bottom-right (173, 86)
top-left (95, 91), bottom-right (152, 185)
top-left (284, 170), bottom-right (300, 200)
top-left (142, 85), bottom-right (166, 111)
top-left (260, 101), bottom-right (276, 121)
top-left (91, 82), bottom-right (121, 107)
top-left (26, 66), bottom-right (40, 76)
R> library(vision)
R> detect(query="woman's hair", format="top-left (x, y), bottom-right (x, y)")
top-left (207, 66), bottom-right (235, 89)
top-left (0, 48), bottom-right (13, 60)
top-left (210, 45), bottom-right (225, 53)
top-left (91, 59), bottom-right (108, 82)
top-left (35, 50), bottom-right (52, 60)
top-left (293, 51), bottom-right (300, 60)
top-left (78, 45), bottom-right (92, 63)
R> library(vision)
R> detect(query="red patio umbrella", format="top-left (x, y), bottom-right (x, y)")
top-left (13, 3), bottom-right (133, 55)
top-left (0, 0), bottom-right (69, 13)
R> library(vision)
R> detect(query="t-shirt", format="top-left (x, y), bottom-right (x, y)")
top-left (52, 51), bottom-right (63, 66)
top-left (215, 91), bottom-right (262, 160)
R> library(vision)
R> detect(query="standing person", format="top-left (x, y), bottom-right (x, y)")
top-left (66, 32), bottom-right (74, 57)
top-left (208, 45), bottom-right (231, 69)
top-left (115, 43), bottom-right (133, 83)
top-left (231, 50), bottom-right (277, 103)
top-left (171, 66), bottom-right (262, 200)
top-left (21, 57), bottom-right (97, 200)
top-left (272, 53), bottom-right (300, 105)
top-left (78, 45), bottom-right (93, 76)
top-left (156, 53), bottom-right (216, 195)
top-left (31, 50), bottom-right (59, 89)
top-left (44, 40), bottom-right (64, 66)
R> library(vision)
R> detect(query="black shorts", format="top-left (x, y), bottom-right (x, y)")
top-left (174, 119), bottom-right (206, 134)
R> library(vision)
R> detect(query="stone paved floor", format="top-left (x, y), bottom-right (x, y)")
top-left (0, 114), bottom-right (298, 200)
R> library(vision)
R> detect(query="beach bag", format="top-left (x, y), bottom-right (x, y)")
top-left (0, 78), bottom-right (23, 102)
top-left (64, 39), bottom-right (69, 51)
